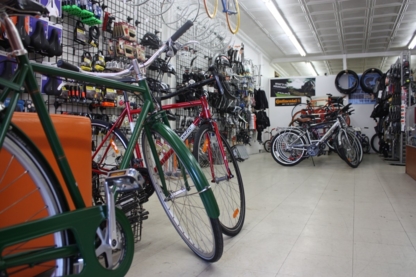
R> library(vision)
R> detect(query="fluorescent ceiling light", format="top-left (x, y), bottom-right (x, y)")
top-left (305, 62), bottom-right (318, 76)
top-left (264, 0), bottom-right (306, 56)
top-left (408, 34), bottom-right (416, 49)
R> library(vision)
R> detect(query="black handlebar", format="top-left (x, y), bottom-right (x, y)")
top-left (160, 77), bottom-right (214, 100)
top-left (57, 60), bottom-right (79, 72)
top-left (170, 20), bottom-right (193, 42)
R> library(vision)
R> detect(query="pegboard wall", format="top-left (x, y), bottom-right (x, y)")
top-left (42, 0), bottom-right (163, 118)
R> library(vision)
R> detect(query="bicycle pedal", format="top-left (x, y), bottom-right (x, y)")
top-left (105, 168), bottom-right (145, 192)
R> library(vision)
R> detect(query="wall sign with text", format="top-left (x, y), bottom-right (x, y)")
top-left (275, 98), bottom-right (301, 106)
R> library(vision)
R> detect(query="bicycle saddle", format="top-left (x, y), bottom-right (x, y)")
top-left (0, 0), bottom-right (49, 16)
top-left (30, 20), bottom-right (49, 53)
top-left (16, 16), bottom-right (30, 49)
top-left (46, 28), bottom-right (62, 57)
top-left (43, 76), bottom-right (61, 96)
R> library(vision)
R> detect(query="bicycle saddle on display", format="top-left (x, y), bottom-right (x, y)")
top-left (47, 28), bottom-right (62, 57)
top-left (43, 76), bottom-right (61, 96)
top-left (16, 16), bottom-right (30, 49)
top-left (0, 0), bottom-right (49, 16)
top-left (30, 20), bottom-right (49, 53)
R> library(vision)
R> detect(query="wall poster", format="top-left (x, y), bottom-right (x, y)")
top-left (270, 78), bottom-right (316, 98)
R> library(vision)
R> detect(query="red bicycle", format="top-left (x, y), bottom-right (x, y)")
top-left (91, 70), bottom-right (245, 236)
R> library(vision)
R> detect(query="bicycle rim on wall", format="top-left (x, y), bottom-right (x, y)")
top-left (161, 0), bottom-right (201, 29)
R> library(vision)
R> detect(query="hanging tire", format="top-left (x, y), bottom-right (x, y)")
top-left (360, 68), bottom-right (382, 94)
top-left (335, 69), bottom-right (359, 94)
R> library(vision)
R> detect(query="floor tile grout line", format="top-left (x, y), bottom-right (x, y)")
top-left (275, 168), bottom-right (336, 276)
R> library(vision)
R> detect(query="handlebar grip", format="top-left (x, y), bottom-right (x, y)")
top-left (57, 60), bottom-right (80, 72)
top-left (170, 20), bottom-right (193, 42)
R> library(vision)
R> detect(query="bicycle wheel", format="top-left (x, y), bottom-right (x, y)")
top-left (193, 124), bottom-right (245, 236)
top-left (142, 126), bottom-right (223, 262)
top-left (203, 0), bottom-right (218, 18)
top-left (291, 103), bottom-right (308, 117)
top-left (334, 130), bottom-right (362, 168)
top-left (362, 135), bottom-right (370, 154)
top-left (222, 78), bottom-right (239, 100)
top-left (130, 0), bottom-right (150, 6)
top-left (271, 130), bottom-right (307, 166)
top-left (263, 139), bottom-right (271, 152)
top-left (371, 134), bottom-right (380, 153)
top-left (0, 129), bottom-right (71, 276)
top-left (225, 0), bottom-right (240, 34)
top-left (142, 0), bottom-right (175, 17)
top-left (161, 1), bottom-right (200, 29)
top-left (92, 119), bottom-right (132, 205)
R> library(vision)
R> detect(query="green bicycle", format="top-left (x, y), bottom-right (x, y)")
top-left (0, 1), bottom-right (223, 276)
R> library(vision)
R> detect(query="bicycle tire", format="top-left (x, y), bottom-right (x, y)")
top-left (291, 103), bottom-right (308, 117)
top-left (0, 128), bottom-right (71, 276)
top-left (203, 0), bottom-right (218, 18)
top-left (91, 119), bottom-right (155, 206)
top-left (270, 130), bottom-right (307, 166)
top-left (225, 0), bottom-right (240, 34)
top-left (222, 78), bottom-right (239, 100)
top-left (142, 124), bottom-right (223, 262)
top-left (362, 135), bottom-right (370, 154)
top-left (334, 130), bottom-right (362, 168)
top-left (193, 124), bottom-right (245, 236)
top-left (263, 139), bottom-right (271, 152)
top-left (371, 134), bottom-right (380, 153)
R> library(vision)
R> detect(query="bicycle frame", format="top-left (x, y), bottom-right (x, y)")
top-left (93, 88), bottom-right (233, 182)
top-left (0, 12), bottom-right (217, 275)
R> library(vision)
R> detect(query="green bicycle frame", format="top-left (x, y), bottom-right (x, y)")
top-left (0, 51), bottom-right (218, 275)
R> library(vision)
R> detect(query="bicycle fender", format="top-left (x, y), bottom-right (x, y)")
top-left (151, 122), bottom-right (220, 219)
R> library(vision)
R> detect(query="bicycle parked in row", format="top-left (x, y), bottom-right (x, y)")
top-left (271, 104), bottom-right (363, 168)
top-left (0, 1), bottom-right (225, 276)
top-left (91, 61), bottom-right (246, 238)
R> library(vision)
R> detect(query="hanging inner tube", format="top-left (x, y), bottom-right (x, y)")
top-left (335, 69), bottom-right (359, 94)
top-left (360, 68), bottom-right (383, 94)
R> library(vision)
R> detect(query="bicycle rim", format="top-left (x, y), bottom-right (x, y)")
top-left (147, 0), bottom-right (175, 17)
top-left (264, 139), bottom-right (271, 152)
top-left (0, 131), bottom-right (70, 276)
top-left (142, 129), bottom-right (223, 262)
top-left (225, 0), bottom-right (240, 34)
top-left (203, 0), bottom-right (218, 18)
top-left (193, 124), bottom-right (245, 236)
top-left (161, 0), bottom-right (200, 28)
top-left (271, 131), bottom-right (306, 166)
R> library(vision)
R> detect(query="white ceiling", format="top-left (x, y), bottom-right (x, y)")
top-left (237, 0), bottom-right (416, 77)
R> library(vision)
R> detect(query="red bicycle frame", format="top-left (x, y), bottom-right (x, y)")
top-left (92, 90), bottom-right (233, 182)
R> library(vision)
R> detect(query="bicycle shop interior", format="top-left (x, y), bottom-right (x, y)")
top-left (3, 0), bottom-right (416, 276)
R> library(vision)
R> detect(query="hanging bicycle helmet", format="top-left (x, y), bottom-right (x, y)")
top-left (335, 69), bottom-right (359, 94)
top-left (360, 68), bottom-right (382, 94)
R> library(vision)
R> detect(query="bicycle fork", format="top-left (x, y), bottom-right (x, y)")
top-left (180, 116), bottom-right (233, 184)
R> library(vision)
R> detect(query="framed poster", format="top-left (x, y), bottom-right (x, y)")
top-left (270, 78), bottom-right (316, 98)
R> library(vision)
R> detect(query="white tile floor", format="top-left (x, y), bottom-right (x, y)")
top-left (126, 152), bottom-right (416, 277)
